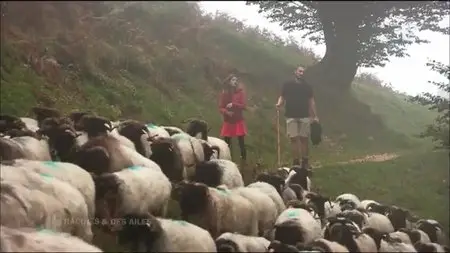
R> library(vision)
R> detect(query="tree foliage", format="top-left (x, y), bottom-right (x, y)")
top-left (409, 60), bottom-right (450, 149)
top-left (247, 1), bottom-right (450, 89)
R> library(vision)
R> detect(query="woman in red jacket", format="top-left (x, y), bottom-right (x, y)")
top-left (219, 74), bottom-right (247, 163)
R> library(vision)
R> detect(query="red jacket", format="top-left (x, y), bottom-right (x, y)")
top-left (219, 88), bottom-right (246, 123)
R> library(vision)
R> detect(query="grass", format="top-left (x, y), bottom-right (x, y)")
top-left (315, 150), bottom-right (449, 234)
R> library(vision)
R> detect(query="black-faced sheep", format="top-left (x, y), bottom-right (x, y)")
top-left (415, 219), bottom-right (448, 246)
top-left (6, 159), bottom-right (96, 220)
top-left (215, 232), bottom-right (270, 252)
top-left (255, 172), bottom-right (304, 204)
top-left (0, 165), bottom-right (92, 242)
top-left (161, 125), bottom-right (186, 136)
top-left (116, 120), bottom-right (152, 157)
top-left (171, 133), bottom-right (206, 177)
top-left (273, 207), bottom-right (322, 245)
top-left (36, 119), bottom-right (80, 161)
top-left (363, 227), bottom-right (418, 252)
top-left (175, 181), bottom-right (259, 238)
top-left (323, 216), bottom-right (377, 252)
top-left (31, 106), bottom-right (62, 127)
top-left (284, 166), bottom-right (312, 193)
top-left (117, 214), bottom-right (217, 252)
top-left (0, 129), bottom-right (52, 161)
top-left (93, 165), bottom-right (171, 232)
top-left (414, 242), bottom-right (449, 252)
top-left (0, 225), bottom-right (102, 252)
top-left (396, 228), bottom-right (432, 244)
top-left (192, 159), bottom-right (244, 189)
top-left (267, 240), bottom-right (302, 253)
top-left (338, 207), bottom-right (395, 234)
top-left (145, 123), bottom-right (171, 138)
top-left (0, 114), bottom-right (27, 133)
top-left (149, 137), bottom-right (186, 182)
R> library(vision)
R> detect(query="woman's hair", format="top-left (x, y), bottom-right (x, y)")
top-left (222, 73), bottom-right (244, 92)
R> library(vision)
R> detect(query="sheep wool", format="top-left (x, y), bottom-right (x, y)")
top-left (0, 165), bottom-right (92, 242)
top-left (207, 136), bottom-right (232, 160)
top-left (308, 238), bottom-right (350, 252)
top-left (146, 123), bottom-right (171, 138)
top-left (231, 186), bottom-right (278, 236)
top-left (360, 199), bottom-right (381, 210)
top-left (216, 232), bottom-right (271, 252)
top-left (3, 136), bottom-right (51, 161)
top-left (161, 125), bottom-right (186, 136)
top-left (0, 226), bottom-right (102, 252)
top-left (19, 117), bottom-right (40, 132)
top-left (10, 159), bottom-right (96, 220)
top-left (178, 182), bottom-right (259, 238)
top-left (246, 181), bottom-right (286, 215)
top-left (274, 208), bottom-right (322, 245)
top-left (94, 165), bottom-right (171, 221)
top-left (335, 193), bottom-right (362, 208)
top-left (194, 159), bottom-right (244, 189)
top-left (171, 133), bottom-right (205, 177)
top-left (1, 182), bottom-right (77, 239)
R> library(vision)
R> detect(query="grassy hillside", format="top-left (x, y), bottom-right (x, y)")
top-left (316, 150), bottom-right (449, 235)
top-left (0, 1), bottom-right (436, 168)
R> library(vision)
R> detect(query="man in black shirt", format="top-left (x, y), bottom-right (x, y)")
top-left (276, 66), bottom-right (319, 168)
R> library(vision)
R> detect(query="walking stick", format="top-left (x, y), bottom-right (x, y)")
top-left (276, 109), bottom-right (281, 167)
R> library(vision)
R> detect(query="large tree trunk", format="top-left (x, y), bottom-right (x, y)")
top-left (304, 4), bottom-right (360, 91)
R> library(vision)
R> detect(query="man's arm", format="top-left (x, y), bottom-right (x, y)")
top-left (276, 82), bottom-right (287, 109)
top-left (307, 84), bottom-right (318, 120)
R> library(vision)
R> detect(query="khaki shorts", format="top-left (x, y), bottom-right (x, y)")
top-left (286, 118), bottom-right (311, 138)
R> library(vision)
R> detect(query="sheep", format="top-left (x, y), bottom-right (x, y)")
top-left (117, 214), bottom-right (217, 252)
top-left (161, 125), bottom-right (186, 136)
top-left (0, 165), bottom-right (92, 242)
top-left (230, 186), bottom-right (279, 237)
top-left (415, 219), bottom-right (448, 246)
top-left (0, 226), bottom-right (102, 252)
top-left (31, 106), bottom-right (62, 127)
top-left (74, 134), bottom-right (162, 175)
top-left (323, 216), bottom-right (378, 252)
top-left (145, 122), bottom-right (171, 138)
top-left (414, 242), bottom-right (449, 252)
top-left (171, 133), bottom-right (206, 178)
top-left (396, 228), bottom-right (431, 244)
top-left (207, 136), bottom-right (232, 160)
top-left (192, 159), bottom-right (244, 189)
top-left (273, 207), bottom-right (322, 245)
top-left (285, 166), bottom-right (312, 194)
top-left (116, 120), bottom-right (153, 158)
top-left (0, 130), bottom-right (52, 161)
top-left (246, 181), bottom-right (286, 216)
top-left (93, 165), bottom-right (171, 231)
top-left (175, 181), bottom-right (259, 238)
top-left (215, 232), bottom-right (270, 252)
top-left (149, 137), bottom-right (186, 182)
top-left (299, 191), bottom-right (339, 222)
top-left (335, 193), bottom-right (361, 209)
top-left (381, 205), bottom-right (418, 231)
top-left (338, 207), bottom-right (395, 234)
top-left (255, 172), bottom-right (304, 204)
top-left (7, 158), bottom-right (96, 220)
top-left (363, 227), bottom-right (418, 252)
top-left (300, 238), bottom-right (350, 252)
top-left (0, 114), bottom-right (28, 132)
top-left (267, 240), bottom-right (302, 253)
top-left (359, 199), bottom-right (381, 210)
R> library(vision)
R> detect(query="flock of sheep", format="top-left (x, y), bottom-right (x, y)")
top-left (0, 106), bottom-right (448, 252)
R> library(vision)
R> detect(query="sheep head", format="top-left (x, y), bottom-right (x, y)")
top-left (415, 219), bottom-right (443, 243)
top-left (117, 214), bottom-right (162, 252)
top-left (386, 205), bottom-right (416, 230)
top-left (200, 140), bottom-right (218, 161)
top-left (0, 115), bottom-right (27, 133)
top-left (268, 240), bottom-right (302, 253)
top-left (4, 128), bottom-right (43, 140)
top-left (366, 202), bottom-right (390, 214)
top-left (79, 115), bottom-right (114, 137)
top-left (185, 118), bottom-right (209, 140)
top-left (337, 209), bottom-right (366, 230)
top-left (93, 173), bottom-right (124, 232)
top-left (31, 106), bottom-right (61, 126)
top-left (324, 216), bottom-right (362, 249)
top-left (192, 161), bottom-right (223, 188)
top-left (304, 191), bottom-right (330, 219)
top-left (68, 111), bottom-right (91, 130)
top-left (149, 138), bottom-right (184, 182)
top-left (256, 172), bottom-right (285, 195)
top-left (288, 165), bottom-right (310, 190)
top-left (215, 238), bottom-right (239, 252)
top-left (178, 181), bottom-right (210, 217)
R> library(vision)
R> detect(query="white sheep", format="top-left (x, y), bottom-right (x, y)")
top-left (8, 159), bottom-right (96, 220)
top-left (396, 228), bottom-right (431, 244)
top-left (0, 135), bottom-right (51, 161)
top-left (231, 186), bottom-right (279, 237)
top-left (93, 165), bottom-right (171, 229)
top-left (274, 208), bottom-right (322, 245)
top-left (415, 219), bottom-right (448, 245)
top-left (323, 217), bottom-right (378, 252)
top-left (161, 125), bottom-right (186, 136)
top-left (0, 165), bottom-right (92, 242)
top-left (145, 123), bottom-right (171, 138)
top-left (360, 199), bottom-right (381, 210)
top-left (117, 214), bottom-right (217, 252)
top-left (176, 181), bottom-right (259, 238)
top-left (216, 232), bottom-right (271, 252)
top-left (207, 136), bottom-right (232, 160)
top-left (0, 226), bottom-right (102, 252)
top-left (335, 193), bottom-right (362, 209)
top-left (171, 133), bottom-right (205, 178)
top-left (192, 159), bottom-right (244, 189)
top-left (246, 181), bottom-right (287, 216)
top-left (363, 227), bottom-right (417, 252)
top-left (20, 117), bottom-right (40, 132)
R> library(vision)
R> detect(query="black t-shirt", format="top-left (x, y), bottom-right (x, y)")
top-left (281, 78), bottom-right (313, 118)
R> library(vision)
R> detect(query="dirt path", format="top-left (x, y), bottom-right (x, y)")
top-left (313, 152), bottom-right (400, 168)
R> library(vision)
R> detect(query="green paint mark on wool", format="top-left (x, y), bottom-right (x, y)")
top-left (172, 219), bottom-right (189, 226)
top-left (172, 133), bottom-right (190, 140)
top-left (287, 209), bottom-right (300, 218)
top-left (39, 172), bottom-right (53, 180)
top-left (214, 187), bottom-right (229, 196)
top-left (146, 123), bottom-right (158, 129)
top-left (128, 165), bottom-right (144, 171)
top-left (43, 161), bottom-right (58, 169)
top-left (36, 226), bottom-right (56, 234)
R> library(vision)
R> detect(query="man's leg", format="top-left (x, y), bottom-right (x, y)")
top-left (299, 118), bottom-right (312, 169)
top-left (286, 118), bottom-right (301, 165)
